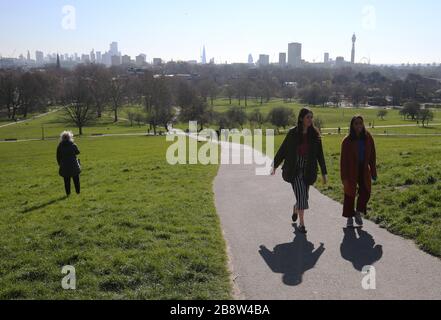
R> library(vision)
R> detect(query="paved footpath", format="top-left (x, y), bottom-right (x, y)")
top-left (214, 142), bottom-right (441, 300)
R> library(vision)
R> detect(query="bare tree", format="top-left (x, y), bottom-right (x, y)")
top-left (63, 75), bottom-right (95, 135)
top-left (109, 76), bottom-right (127, 123)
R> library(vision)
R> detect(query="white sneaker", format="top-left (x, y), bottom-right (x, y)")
top-left (354, 212), bottom-right (364, 227)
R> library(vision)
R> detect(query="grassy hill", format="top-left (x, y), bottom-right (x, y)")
top-left (0, 136), bottom-right (231, 299)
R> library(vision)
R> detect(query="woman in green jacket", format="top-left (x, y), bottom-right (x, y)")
top-left (271, 108), bottom-right (328, 234)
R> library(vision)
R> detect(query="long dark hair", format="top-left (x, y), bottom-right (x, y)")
top-left (297, 108), bottom-right (320, 143)
top-left (349, 115), bottom-right (367, 141)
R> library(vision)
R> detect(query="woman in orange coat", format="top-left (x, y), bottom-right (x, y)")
top-left (341, 116), bottom-right (377, 227)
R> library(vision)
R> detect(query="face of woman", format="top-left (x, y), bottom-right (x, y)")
top-left (303, 113), bottom-right (314, 128)
top-left (353, 118), bottom-right (365, 135)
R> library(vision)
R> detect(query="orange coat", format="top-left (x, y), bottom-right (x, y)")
top-left (340, 132), bottom-right (377, 197)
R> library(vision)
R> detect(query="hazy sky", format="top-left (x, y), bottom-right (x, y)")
top-left (1, 0), bottom-right (440, 64)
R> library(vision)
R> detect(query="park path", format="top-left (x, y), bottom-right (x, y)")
top-left (213, 141), bottom-right (441, 300)
top-left (0, 108), bottom-right (63, 129)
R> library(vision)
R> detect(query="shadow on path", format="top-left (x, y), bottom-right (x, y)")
top-left (340, 228), bottom-right (383, 271)
top-left (259, 225), bottom-right (325, 286)
top-left (21, 196), bottom-right (68, 213)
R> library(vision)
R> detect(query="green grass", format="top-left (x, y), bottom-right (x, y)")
top-left (0, 136), bottom-right (231, 299)
top-left (0, 108), bottom-right (153, 141)
top-left (269, 134), bottom-right (441, 257)
top-left (213, 98), bottom-right (441, 131)
top-left (1, 101), bottom-right (440, 141)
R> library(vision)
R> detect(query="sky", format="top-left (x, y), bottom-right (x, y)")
top-left (1, 0), bottom-right (441, 65)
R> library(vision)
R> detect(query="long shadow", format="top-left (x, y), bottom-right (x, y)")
top-left (259, 224), bottom-right (325, 286)
top-left (21, 196), bottom-right (68, 213)
top-left (340, 228), bottom-right (383, 271)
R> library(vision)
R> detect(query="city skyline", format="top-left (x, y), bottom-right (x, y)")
top-left (1, 0), bottom-right (441, 65)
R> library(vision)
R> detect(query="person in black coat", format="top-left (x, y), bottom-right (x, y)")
top-left (271, 108), bottom-right (328, 234)
top-left (57, 131), bottom-right (81, 196)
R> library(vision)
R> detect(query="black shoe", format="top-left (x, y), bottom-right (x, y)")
top-left (292, 213), bottom-right (298, 223)
top-left (298, 225), bottom-right (307, 234)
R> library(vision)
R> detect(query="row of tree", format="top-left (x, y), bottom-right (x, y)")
top-left (1, 63), bottom-right (440, 134)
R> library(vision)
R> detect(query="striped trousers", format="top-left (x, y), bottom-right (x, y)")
top-left (291, 156), bottom-right (310, 211)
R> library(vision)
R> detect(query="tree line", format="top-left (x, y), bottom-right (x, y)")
top-left (1, 63), bottom-right (440, 134)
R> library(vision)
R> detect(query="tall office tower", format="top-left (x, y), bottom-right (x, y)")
top-left (111, 55), bottom-right (121, 66)
top-left (136, 53), bottom-right (147, 67)
top-left (81, 54), bottom-right (90, 63)
top-left (121, 55), bottom-right (131, 65)
top-left (56, 54), bottom-right (61, 69)
top-left (248, 54), bottom-right (254, 64)
top-left (279, 52), bottom-right (287, 66)
top-left (324, 52), bottom-right (330, 64)
top-left (96, 51), bottom-right (102, 63)
top-left (35, 51), bottom-right (44, 65)
top-left (258, 54), bottom-right (270, 66)
top-left (136, 54), bottom-right (146, 66)
top-left (201, 46), bottom-right (207, 64)
top-left (336, 56), bottom-right (345, 67)
top-left (351, 33), bottom-right (356, 64)
top-left (110, 42), bottom-right (119, 56)
top-left (102, 52), bottom-right (111, 66)
top-left (288, 42), bottom-right (302, 67)
top-left (153, 58), bottom-right (162, 66)
top-left (27, 51), bottom-right (31, 61)
top-left (90, 49), bottom-right (96, 63)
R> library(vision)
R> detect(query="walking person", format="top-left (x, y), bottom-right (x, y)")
top-left (271, 108), bottom-right (328, 234)
top-left (57, 131), bottom-right (81, 197)
top-left (341, 116), bottom-right (377, 227)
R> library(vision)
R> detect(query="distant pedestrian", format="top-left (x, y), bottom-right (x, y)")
top-left (340, 116), bottom-right (377, 228)
top-left (338, 127), bottom-right (341, 135)
top-left (57, 131), bottom-right (81, 196)
top-left (271, 108), bottom-right (328, 234)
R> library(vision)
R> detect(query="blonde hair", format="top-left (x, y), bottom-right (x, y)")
top-left (60, 131), bottom-right (74, 143)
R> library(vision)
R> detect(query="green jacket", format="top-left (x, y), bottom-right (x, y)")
top-left (274, 127), bottom-right (327, 185)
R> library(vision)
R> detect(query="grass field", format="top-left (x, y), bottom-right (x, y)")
top-left (0, 109), bottom-right (154, 141)
top-left (1, 102), bottom-right (440, 300)
top-left (269, 134), bottom-right (441, 257)
top-left (213, 98), bottom-right (441, 129)
top-left (2, 100), bottom-right (440, 141)
top-left (0, 136), bottom-right (231, 299)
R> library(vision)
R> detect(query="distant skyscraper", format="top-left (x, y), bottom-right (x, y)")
top-left (351, 33), bottom-right (356, 64)
top-left (56, 54), bottom-right (61, 69)
top-left (111, 55), bottom-right (121, 66)
top-left (81, 54), bottom-right (90, 63)
top-left (258, 54), bottom-right (270, 66)
top-left (336, 56), bottom-right (345, 67)
top-left (248, 54), bottom-right (254, 64)
top-left (201, 46), bottom-right (207, 64)
top-left (279, 52), bottom-right (287, 66)
top-left (102, 52), bottom-right (111, 66)
top-left (324, 52), bottom-right (330, 64)
top-left (121, 55), bottom-right (131, 65)
top-left (35, 51), bottom-right (44, 65)
top-left (90, 49), bottom-right (96, 63)
top-left (153, 58), bottom-right (162, 66)
top-left (288, 43), bottom-right (302, 67)
top-left (27, 51), bottom-right (31, 61)
top-left (110, 42), bottom-right (119, 56)
top-left (96, 51), bottom-right (102, 63)
top-left (136, 54), bottom-right (146, 66)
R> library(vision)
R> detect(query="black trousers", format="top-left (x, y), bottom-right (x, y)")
top-left (64, 175), bottom-right (80, 195)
